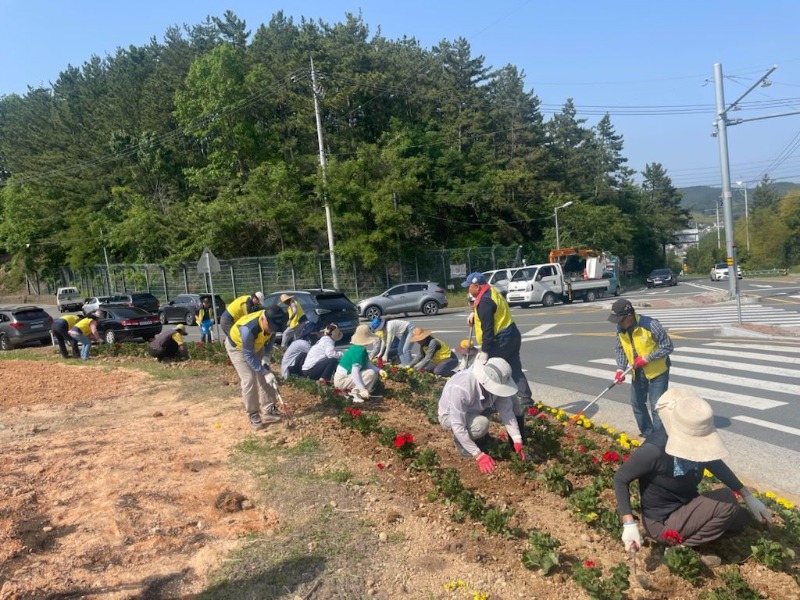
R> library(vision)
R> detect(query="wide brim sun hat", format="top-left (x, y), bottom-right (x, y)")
top-left (472, 357), bottom-right (518, 397)
top-left (655, 387), bottom-right (728, 462)
top-left (351, 324), bottom-right (379, 346)
top-left (409, 327), bottom-right (432, 343)
top-left (279, 293), bottom-right (294, 303)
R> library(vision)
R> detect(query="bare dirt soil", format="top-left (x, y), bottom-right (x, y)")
top-left (1, 353), bottom-right (798, 600)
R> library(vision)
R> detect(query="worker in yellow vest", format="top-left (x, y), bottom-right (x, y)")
top-left (68, 312), bottom-right (102, 361)
top-left (408, 327), bottom-right (458, 377)
top-left (52, 313), bottom-right (81, 358)
top-left (608, 299), bottom-right (673, 438)
top-left (279, 293), bottom-right (306, 348)
top-left (225, 305), bottom-right (285, 430)
top-left (219, 291), bottom-right (264, 339)
top-left (463, 272), bottom-right (531, 448)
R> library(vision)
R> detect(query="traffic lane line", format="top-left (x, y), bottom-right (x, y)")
top-left (732, 415), bottom-right (800, 437)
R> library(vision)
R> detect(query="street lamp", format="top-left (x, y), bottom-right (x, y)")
top-left (554, 201), bottom-right (574, 249)
top-left (735, 181), bottom-right (750, 253)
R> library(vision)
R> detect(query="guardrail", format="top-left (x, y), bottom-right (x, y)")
top-left (743, 268), bottom-right (789, 277)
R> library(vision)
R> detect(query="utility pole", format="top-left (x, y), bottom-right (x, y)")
top-left (713, 62), bottom-right (800, 323)
top-left (310, 56), bottom-right (339, 290)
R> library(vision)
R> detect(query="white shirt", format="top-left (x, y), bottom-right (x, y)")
top-left (437, 369), bottom-right (521, 456)
top-left (374, 319), bottom-right (412, 359)
top-left (302, 335), bottom-right (342, 370)
top-left (281, 340), bottom-right (311, 378)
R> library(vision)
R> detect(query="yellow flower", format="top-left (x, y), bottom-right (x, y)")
top-left (582, 418), bottom-right (592, 429)
top-left (601, 423), bottom-right (608, 430)
top-left (630, 439), bottom-right (640, 447)
top-left (703, 469), bottom-right (713, 478)
top-left (765, 492), bottom-right (777, 499)
top-left (472, 592), bottom-right (490, 600)
top-left (608, 427), bottom-right (615, 434)
top-left (777, 499), bottom-right (794, 509)
top-left (620, 441), bottom-right (631, 450)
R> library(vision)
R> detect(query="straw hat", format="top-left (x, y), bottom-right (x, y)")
top-left (655, 387), bottom-right (728, 462)
top-left (323, 323), bottom-right (343, 342)
top-left (472, 358), bottom-right (518, 397)
top-left (350, 324), bottom-right (379, 346)
top-left (279, 293), bottom-right (294, 304)
top-left (409, 327), bottom-right (432, 343)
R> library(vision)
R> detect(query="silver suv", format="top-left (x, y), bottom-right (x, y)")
top-left (0, 305), bottom-right (54, 350)
top-left (356, 282), bottom-right (448, 319)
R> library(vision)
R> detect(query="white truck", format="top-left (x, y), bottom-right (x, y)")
top-left (56, 287), bottom-right (83, 313)
top-left (505, 260), bottom-right (609, 307)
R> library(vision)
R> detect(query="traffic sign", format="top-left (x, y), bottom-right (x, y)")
top-left (197, 248), bottom-right (221, 274)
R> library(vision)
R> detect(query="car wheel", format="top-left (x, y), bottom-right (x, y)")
top-left (421, 300), bottom-right (439, 316)
top-left (184, 311), bottom-right (195, 326)
top-left (542, 293), bottom-right (556, 307)
top-left (584, 290), bottom-right (596, 302)
top-left (364, 306), bottom-right (382, 320)
top-left (614, 288), bottom-right (621, 296)
top-left (159, 312), bottom-right (168, 325)
top-left (104, 330), bottom-right (117, 344)
top-left (0, 334), bottom-right (10, 351)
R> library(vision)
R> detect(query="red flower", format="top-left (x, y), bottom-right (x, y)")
top-left (602, 451), bottom-right (621, 463)
top-left (578, 445), bottom-right (587, 453)
top-left (351, 409), bottom-right (361, 418)
top-left (623, 454), bottom-right (630, 462)
top-left (527, 407), bottom-right (539, 416)
top-left (390, 366), bottom-right (398, 373)
top-left (591, 457), bottom-right (599, 464)
top-left (376, 358), bottom-right (386, 368)
top-left (583, 560), bottom-right (597, 568)
top-left (376, 463), bottom-right (385, 469)
top-left (499, 432), bottom-right (507, 441)
top-left (394, 432), bottom-right (414, 447)
top-left (345, 407), bottom-right (352, 414)
top-left (662, 530), bottom-right (684, 545)
top-left (538, 413), bottom-right (548, 419)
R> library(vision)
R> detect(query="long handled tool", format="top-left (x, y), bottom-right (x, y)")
top-left (569, 364), bottom-right (633, 424)
top-left (630, 546), bottom-right (651, 589)
top-left (456, 324), bottom-right (475, 372)
top-left (272, 383), bottom-right (296, 428)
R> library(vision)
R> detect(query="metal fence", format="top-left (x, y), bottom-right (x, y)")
top-left (28, 245), bottom-right (525, 303)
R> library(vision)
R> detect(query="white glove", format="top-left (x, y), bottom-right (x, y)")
top-left (476, 351), bottom-right (489, 364)
top-left (621, 522), bottom-right (642, 552)
top-left (467, 313), bottom-right (475, 326)
top-left (264, 372), bottom-right (277, 387)
top-left (261, 357), bottom-right (272, 368)
top-left (357, 388), bottom-right (370, 400)
top-left (744, 494), bottom-right (772, 525)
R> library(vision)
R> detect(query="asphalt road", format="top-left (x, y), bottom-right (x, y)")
top-left (35, 276), bottom-right (800, 499)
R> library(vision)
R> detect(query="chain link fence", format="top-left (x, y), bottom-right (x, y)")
top-left (28, 245), bottom-right (525, 303)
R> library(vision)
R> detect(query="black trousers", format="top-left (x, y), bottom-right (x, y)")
top-left (52, 321), bottom-right (79, 358)
top-left (302, 357), bottom-right (339, 382)
top-left (488, 322), bottom-right (533, 404)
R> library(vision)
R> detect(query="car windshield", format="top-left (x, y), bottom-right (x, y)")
top-left (651, 269), bottom-right (671, 276)
top-left (715, 263), bottom-right (727, 269)
top-left (13, 309), bottom-right (49, 321)
top-left (105, 307), bottom-right (152, 318)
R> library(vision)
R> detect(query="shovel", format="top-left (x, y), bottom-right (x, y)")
top-left (569, 364), bottom-right (633, 425)
top-left (630, 546), bottom-right (651, 589)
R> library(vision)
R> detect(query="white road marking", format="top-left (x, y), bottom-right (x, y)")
top-left (526, 324), bottom-right (557, 336)
top-left (521, 333), bottom-right (570, 342)
top-left (750, 284), bottom-right (774, 288)
top-left (676, 346), bottom-right (800, 365)
top-left (706, 342), bottom-right (800, 354)
top-left (732, 416), bottom-right (800, 437)
top-left (669, 353), bottom-right (800, 379)
top-left (547, 364), bottom-right (786, 410)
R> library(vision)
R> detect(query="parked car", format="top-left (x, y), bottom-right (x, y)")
top-left (262, 290), bottom-right (360, 342)
top-left (356, 282), bottom-right (449, 319)
top-left (82, 295), bottom-right (120, 315)
top-left (483, 268), bottom-right (524, 297)
top-left (602, 271), bottom-right (621, 296)
top-left (710, 262), bottom-right (742, 281)
top-left (646, 268), bottom-right (677, 288)
top-left (0, 305), bottom-right (54, 350)
top-left (96, 305), bottom-right (162, 343)
top-left (107, 292), bottom-right (160, 314)
top-left (159, 293), bottom-right (226, 326)
top-left (56, 287), bottom-right (83, 313)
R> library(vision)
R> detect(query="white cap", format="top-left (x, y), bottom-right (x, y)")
top-left (254, 291), bottom-right (264, 302)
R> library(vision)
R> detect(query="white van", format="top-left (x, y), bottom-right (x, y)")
top-left (56, 287), bottom-right (83, 313)
top-left (482, 267), bottom-right (524, 297)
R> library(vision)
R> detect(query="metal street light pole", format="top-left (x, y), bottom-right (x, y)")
top-left (554, 200), bottom-right (574, 249)
top-left (735, 181), bottom-right (750, 253)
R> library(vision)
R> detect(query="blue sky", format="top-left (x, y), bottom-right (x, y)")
top-left (3, 0), bottom-right (800, 190)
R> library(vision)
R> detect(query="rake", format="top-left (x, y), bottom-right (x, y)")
top-left (272, 384), bottom-right (297, 428)
top-left (568, 365), bottom-right (633, 425)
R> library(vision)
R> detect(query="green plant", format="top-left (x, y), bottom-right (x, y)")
top-left (567, 486), bottom-right (602, 524)
top-left (663, 545), bottom-right (703, 584)
top-left (339, 407), bottom-right (382, 435)
top-left (456, 490), bottom-right (487, 521)
top-left (571, 560), bottom-right (630, 600)
top-left (699, 566), bottom-right (761, 600)
top-left (434, 468), bottom-right (465, 500)
top-left (377, 426), bottom-right (399, 448)
top-left (535, 463), bottom-right (573, 497)
top-left (393, 432), bottom-right (417, 460)
top-left (750, 536), bottom-right (795, 570)
top-left (482, 506), bottom-right (516, 537)
top-left (409, 448), bottom-right (440, 473)
top-left (521, 530), bottom-right (561, 575)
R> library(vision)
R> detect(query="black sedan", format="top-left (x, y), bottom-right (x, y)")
top-left (96, 306), bottom-right (163, 343)
top-left (646, 268), bottom-right (678, 288)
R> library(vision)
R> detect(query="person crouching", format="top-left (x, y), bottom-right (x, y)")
top-left (148, 324), bottom-right (189, 362)
top-left (333, 324), bottom-right (387, 402)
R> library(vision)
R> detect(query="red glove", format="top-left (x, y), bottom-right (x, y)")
top-left (614, 369), bottom-right (626, 384)
top-left (476, 452), bottom-right (496, 474)
top-left (513, 442), bottom-right (526, 461)
top-left (633, 356), bottom-right (649, 369)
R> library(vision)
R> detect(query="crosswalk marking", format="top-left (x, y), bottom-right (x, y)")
top-left (670, 352), bottom-right (800, 379)
top-left (594, 304), bottom-right (800, 330)
top-left (732, 416), bottom-right (800, 437)
top-left (706, 342), bottom-right (800, 354)
top-left (526, 324), bottom-right (557, 336)
top-left (676, 346), bottom-right (800, 364)
top-left (590, 357), bottom-right (800, 395)
top-left (547, 364), bottom-right (786, 410)
top-left (522, 333), bottom-right (570, 341)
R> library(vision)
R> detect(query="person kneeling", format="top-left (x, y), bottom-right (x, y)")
top-left (148, 324), bottom-right (189, 362)
top-left (614, 387), bottom-right (771, 567)
top-left (333, 324), bottom-right (387, 402)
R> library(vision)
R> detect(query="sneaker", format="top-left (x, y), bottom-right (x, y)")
top-left (699, 553), bottom-right (722, 568)
top-left (261, 413), bottom-right (282, 424)
top-left (265, 404), bottom-right (281, 417)
top-left (453, 436), bottom-right (473, 458)
top-left (249, 413), bottom-right (267, 430)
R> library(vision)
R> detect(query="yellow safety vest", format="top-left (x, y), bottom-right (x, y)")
top-left (617, 315), bottom-right (669, 380)
top-left (59, 315), bottom-right (81, 328)
top-left (73, 317), bottom-right (95, 335)
top-left (287, 302), bottom-right (305, 328)
top-left (473, 286), bottom-right (513, 346)
top-left (427, 337), bottom-right (452, 364)
top-left (225, 295), bottom-right (251, 322)
top-left (196, 306), bottom-right (214, 324)
top-left (229, 310), bottom-right (273, 352)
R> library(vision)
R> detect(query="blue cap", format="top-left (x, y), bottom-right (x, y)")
top-left (369, 317), bottom-right (384, 332)
top-left (461, 272), bottom-right (487, 288)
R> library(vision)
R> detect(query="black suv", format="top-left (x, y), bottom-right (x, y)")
top-left (262, 290), bottom-right (359, 342)
top-left (0, 305), bottom-right (54, 350)
top-left (159, 294), bottom-right (226, 326)
top-left (107, 292), bottom-right (160, 314)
